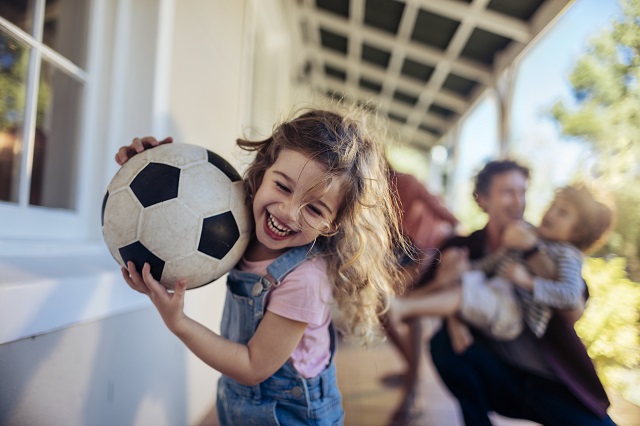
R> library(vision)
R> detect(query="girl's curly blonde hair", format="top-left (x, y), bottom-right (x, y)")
top-left (237, 104), bottom-right (407, 344)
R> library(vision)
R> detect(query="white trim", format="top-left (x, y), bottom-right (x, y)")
top-left (0, 0), bottom-right (93, 239)
top-left (0, 16), bottom-right (88, 81)
top-left (17, 0), bottom-right (45, 208)
top-left (75, 0), bottom-right (107, 241)
top-left (0, 202), bottom-right (85, 239)
top-left (152, 0), bottom-right (175, 137)
top-left (104, 0), bottom-right (131, 167)
top-left (0, 243), bottom-right (149, 344)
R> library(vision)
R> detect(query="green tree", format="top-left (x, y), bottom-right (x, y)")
top-left (551, 0), bottom-right (640, 279)
top-left (577, 257), bottom-right (640, 405)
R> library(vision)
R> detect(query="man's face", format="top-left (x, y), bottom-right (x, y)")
top-left (477, 170), bottom-right (527, 230)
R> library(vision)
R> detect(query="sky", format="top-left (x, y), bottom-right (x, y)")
top-left (450, 0), bottom-right (622, 222)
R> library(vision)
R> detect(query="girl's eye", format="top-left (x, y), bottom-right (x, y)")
top-left (307, 204), bottom-right (323, 216)
top-left (275, 182), bottom-right (290, 193)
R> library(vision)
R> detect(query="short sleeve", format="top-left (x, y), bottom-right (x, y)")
top-left (266, 257), bottom-right (333, 326)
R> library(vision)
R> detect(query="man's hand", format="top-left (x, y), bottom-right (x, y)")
top-left (502, 220), bottom-right (538, 250)
top-left (501, 260), bottom-right (534, 292)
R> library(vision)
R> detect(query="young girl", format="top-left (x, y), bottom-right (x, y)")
top-left (116, 107), bottom-right (406, 425)
top-left (391, 183), bottom-right (614, 342)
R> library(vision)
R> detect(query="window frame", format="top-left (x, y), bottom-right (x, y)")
top-left (0, 0), bottom-right (95, 241)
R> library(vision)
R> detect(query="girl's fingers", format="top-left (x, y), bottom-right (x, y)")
top-left (167, 279), bottom-right (188, 305)
top-left (142, 263), bottom-right (164, 294)
top-left (121, 267), bottom-right (138, 290)
top-left (115, 146), bottom-right (133, 165)
top-left (114, 137), bottom-right (173, 165)
top-left (173, 279), bottom-right (188, 297)
top-left (122, 265), bottom-right (146, 294)
top-left (126, 261), bottom-right (152, 293)
top-left (131, 137), bottom-right (147, 153)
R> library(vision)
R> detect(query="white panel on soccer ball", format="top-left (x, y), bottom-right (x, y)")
top-left (108, 153), bottom-right (150, 192)
top-left (163, 251), bottom-right (222, 290)
top-left (179, 162), bottom-right (232, 216)
top-left (103, 189), bottom-right (143, 264)
top-left (147, 143), bottom-right (207, 168)
top-left (229, 181), bottom-right (253, 235)
top-left (139, 199), bottom-right (200, 260)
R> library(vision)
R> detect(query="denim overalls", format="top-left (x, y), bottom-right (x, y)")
top-left (216, 245), bottom-right (344, 426)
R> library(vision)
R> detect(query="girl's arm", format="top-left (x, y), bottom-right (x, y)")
top-left (123, 262), bottom-right (306, 386)
top-left (502, 247), bottom-right (584, 309)
top-left (390, 285), bottom-right (462, 321)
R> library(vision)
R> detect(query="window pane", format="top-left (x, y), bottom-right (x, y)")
top-left (0, 0), bottom-right (36, 36)
top-left (32, 59), bottom-right (83, 209)
top-left (43, 0), bottom-right (89, 68)
top-left (0, 31), bottom-right (29, 204)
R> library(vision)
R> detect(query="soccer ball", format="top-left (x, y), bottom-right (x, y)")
top-left (101, 143), bottom-right (252, 290)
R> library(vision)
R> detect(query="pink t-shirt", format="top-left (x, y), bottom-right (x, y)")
top-left (238, 256), bottom-right (333, 378)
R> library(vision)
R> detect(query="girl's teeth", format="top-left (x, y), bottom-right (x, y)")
top-left (268, 214), bottom-right (292, 236)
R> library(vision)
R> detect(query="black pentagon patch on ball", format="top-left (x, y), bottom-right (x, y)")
top-left (198, 211), bottom-right (240, 259)
top-left (119, 241), bottom-right (165, 282)
top-left (101, 191), bottom-right (109, 227)
top-left (206, 150), bottom-right (241, 182)
top-left (130, 162), bottom-right (181, 207)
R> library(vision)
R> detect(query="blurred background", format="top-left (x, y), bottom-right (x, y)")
top-left (0, 0), bottom-right (638, 425)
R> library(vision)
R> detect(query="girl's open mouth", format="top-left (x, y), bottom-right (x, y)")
top-left (267, 213), bottom-right (293, 237)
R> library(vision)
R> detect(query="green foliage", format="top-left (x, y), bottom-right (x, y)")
top-left (385, 144), bottom-right (430, 183)
top-left (551, 0), bottom-right (640, 280)
top-left (551, 3), bottom-right (640, 403)
top-left (0, 34), bottom-right (29, 129)
top-left (0, 32), bottom-right (52, 131)
top-left (577, 257), bottom-right (640, 405)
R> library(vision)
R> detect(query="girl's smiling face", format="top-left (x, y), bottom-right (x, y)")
top-left (538, 195), bottom-right (579, 243)
top-left (248, 149), bottom-right (344, 260)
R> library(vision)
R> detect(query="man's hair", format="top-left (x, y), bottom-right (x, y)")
top-left (473, 159), bottom-right (530, 199)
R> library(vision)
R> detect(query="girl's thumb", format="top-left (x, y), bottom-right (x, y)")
top-left (174, 279), bottom-right (188, 295)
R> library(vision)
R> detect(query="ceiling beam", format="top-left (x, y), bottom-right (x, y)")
top-left (316, 46), bottom-right (468, 113)
top-left (312, 8), bottom-right (493, 85)
top-left (402, 0), bottom-right (532, 43)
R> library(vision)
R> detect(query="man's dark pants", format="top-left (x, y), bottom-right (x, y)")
top-left (429, 327), bottom-right (617, 426)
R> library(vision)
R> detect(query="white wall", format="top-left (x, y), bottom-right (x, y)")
top-left (0, 1), bottom-right (294, 425)
top-left (167, 0), bottom-right (252, 422)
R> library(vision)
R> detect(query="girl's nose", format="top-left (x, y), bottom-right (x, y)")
top-left (280, 201), bottom-right (299, 224)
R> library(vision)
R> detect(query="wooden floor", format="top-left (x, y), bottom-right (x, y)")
top-left (335, 321), bottom-right (639, 426)
top-left (198, 320), bottom-right (640, 425)
top-left (335, 324), bottom-right (537, 426)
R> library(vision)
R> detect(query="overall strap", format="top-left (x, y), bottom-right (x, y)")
top-left (265, 243), bottom-right (319, 287)
top-left (266, 244), bottom-right (339, 361)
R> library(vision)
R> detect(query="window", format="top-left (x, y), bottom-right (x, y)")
top-left (0, 0), bottom-right (90, 239)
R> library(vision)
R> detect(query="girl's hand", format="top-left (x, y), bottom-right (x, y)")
top-left (433, 247), bottom-right (469, 289)
top-left (501, 261), bottom-right (534, 292)
top-left (447, 316), bottom-right (473, 354)
top-left (503, 221), bottom-right (537, 250)
top-left (121, 261), bottom-right (188, 332)
top-left (115, 136), bottom-right (173, 166)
